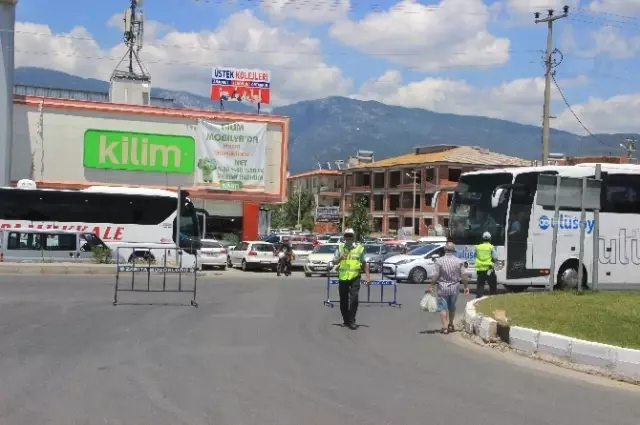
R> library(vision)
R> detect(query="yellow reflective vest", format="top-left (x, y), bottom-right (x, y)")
top-left (337, 243), bottom-right (364, 281)
top-left (475, 242), bottom-right (494, 272)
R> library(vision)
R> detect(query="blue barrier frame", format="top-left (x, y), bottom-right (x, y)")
top-left (323, 261), bottom-right (402, 308)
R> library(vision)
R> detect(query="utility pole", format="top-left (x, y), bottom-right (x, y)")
top-left (621, 138), bottom-right (637, 163)
top-left (406, 171), bottom-right (419, 236)
top-left (535, 6), bottom-right (569, 166)
top-left (296, 181), bottom-right (302, 230)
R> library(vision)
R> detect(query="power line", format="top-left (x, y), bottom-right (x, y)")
top-left (551, 73), bottom-right (612, 147)
top-left (574, 7), bottom-right (640, 23)
top-left (3, 29), bottom-right (537, 58)
top-left (11, 48), bottom-right (524, 72)
top-left (192, 0), bottom-right (494, 15)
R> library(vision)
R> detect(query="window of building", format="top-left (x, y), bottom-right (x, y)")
top-left (425, 168), bottom-right (435, 182)
top-left (447, 193), bottom-right (453, 207)
top-left (448, 168), bottom-right (462, 182)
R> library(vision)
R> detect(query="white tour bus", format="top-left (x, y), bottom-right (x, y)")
top-left (0, 182), bottom-right (201, 268)
top-left (441, 163), bottom-right (640, 291)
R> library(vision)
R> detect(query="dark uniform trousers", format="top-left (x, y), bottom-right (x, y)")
top-left (476, 270), bottom-right (497, 298)
top-left (338, 276), bottom-right (361, 325)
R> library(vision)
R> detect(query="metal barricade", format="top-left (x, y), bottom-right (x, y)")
top-left (113, 246), bottom-right (199, 307)
top-left (323, 261), bottom-right (402, 308)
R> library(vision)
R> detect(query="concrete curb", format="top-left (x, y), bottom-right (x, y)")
top-left (462, 296), bottom-right (640, 384)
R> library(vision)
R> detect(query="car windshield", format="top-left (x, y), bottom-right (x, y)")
top-left (292, 243), bottom-right (314, 251)
top-left (449, 172), bottom-right (513, 246)
top-left (364, 245), bottom-right (381, 254)
top-left (407, 243), bottom-right (439, 255)
top-left (313, 244), bottom-right (338, 254)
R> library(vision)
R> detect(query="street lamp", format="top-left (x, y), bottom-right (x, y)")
top-left (406, 171), bottom-right (419, 236)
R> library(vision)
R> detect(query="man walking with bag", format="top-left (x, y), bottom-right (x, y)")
top-left (428, 241), bottom-right (469, 334)
top-left (332, 228), bottom-right (370, 330)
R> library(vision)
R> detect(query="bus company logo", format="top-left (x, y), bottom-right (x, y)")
top-left (537, 214), bottom-right (595, 234)
top-left (538, 215), bottom-right (551, 230)
top-left (83, 130), bottom-right (195, 174)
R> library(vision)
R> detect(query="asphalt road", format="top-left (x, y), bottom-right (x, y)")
top-left (0, 273), bottom-right (638, 425)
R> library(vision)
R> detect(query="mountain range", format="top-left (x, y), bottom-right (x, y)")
top-left (14, 67), bottom-right (638, 173)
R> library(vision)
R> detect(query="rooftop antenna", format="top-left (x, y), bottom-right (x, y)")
top-left (621, 138), bottom-right (637, 163)
top-left (317, 162), bottom-right (322, 170)
top-left (110, 0), bottom-right (151, 103)
top-left (326, 162), bottom-right (332, 170)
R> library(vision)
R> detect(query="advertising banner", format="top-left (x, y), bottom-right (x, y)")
top-left (196, 120), bottom-right (268, 192)
top-left (315, 206), bottom-right (340, 223)
top-left (210, 67), bottom-right (271, 104)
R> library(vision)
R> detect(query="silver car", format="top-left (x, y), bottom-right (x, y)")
top-left (198, 239), bottom-right (228, 270)
top-left (362, 244), bottom-right (395, 273)
top-left (290, 242), bottom-right (315, 269)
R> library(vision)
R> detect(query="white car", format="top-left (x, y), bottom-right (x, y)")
top-left (290, 242), bottom-right (315, 269)
top-left (382, 243), bottom-right (446, 284)
top-left (304, 243), bottom-right (340, 277)
top-left (228, 241), bottom-right (278, 272)
top-left (199, 239), bottom-right (228, 270)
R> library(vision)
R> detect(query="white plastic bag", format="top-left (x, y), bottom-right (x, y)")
top-left (420, 293), bottom-right (437, 313)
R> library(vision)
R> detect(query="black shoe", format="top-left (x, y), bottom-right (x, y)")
top-left (347, 323), bottom-right (357, 330)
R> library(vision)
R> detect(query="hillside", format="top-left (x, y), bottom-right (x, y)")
top-left (14, 67), bottom-right (638, 173)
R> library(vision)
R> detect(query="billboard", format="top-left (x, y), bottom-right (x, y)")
top-left (195, 120), bottom-right (268, 192)
top-left (210, 67), bottom-right (271, 104)
top-left (315, 206), bottom-right (340, 223)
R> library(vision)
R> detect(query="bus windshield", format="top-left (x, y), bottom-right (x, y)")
top-left (449, 172), bottom-right (513, 246)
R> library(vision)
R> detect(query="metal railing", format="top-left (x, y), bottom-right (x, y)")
top-left (323, 261), bottom-right (402, 308)
top-left (113, 246), bottom-right (199, 307)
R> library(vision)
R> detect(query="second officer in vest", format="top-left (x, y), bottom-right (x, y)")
top-left (475, 231), bottom-right (498, 298)
top-left (332, 228), bottom-right (371, 329)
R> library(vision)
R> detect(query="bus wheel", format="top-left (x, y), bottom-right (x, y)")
top-left (129, 251), bottom-right (155, 263)
top-left (556, 261), bottom-right (588, 290)
top-left (409, 267), bottom-right (427, 284)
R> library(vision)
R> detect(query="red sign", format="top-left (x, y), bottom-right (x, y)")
top-left (211, 67), bottom-right (271, 104)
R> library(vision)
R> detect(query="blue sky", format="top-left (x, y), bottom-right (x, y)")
top-left (12, 0), bottom-right (640, 135)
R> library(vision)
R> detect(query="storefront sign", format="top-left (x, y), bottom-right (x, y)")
top-left (196, 120), bottom-right (268, 191)
top-left (210, 67), bottom-right (271, 104)
top-left (83, 129), bottom-right (195, 173)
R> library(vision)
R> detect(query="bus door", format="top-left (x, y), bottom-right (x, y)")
top-left (196, 210), bottom-right (207, 238)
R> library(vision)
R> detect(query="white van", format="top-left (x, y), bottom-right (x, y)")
top-left (0, 229), bottom-right (109, 263)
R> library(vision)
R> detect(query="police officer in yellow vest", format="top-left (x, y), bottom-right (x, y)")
top-left (332, 228), bottom-right (371, 329)
top-left (475, 231), bottom-right (498, 298)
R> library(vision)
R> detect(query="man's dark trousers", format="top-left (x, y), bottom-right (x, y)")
top-left (476, 270), bottom-right (497, 298)
top-left (338, 276), bottom-right (361, 326)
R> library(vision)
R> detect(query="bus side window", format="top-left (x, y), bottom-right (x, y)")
top-left (602, 174), bottom-right (640, 214)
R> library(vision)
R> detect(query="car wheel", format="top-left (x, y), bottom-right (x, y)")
top-left (227, 256), bottom-right (233, 267)
top-left (409, 267), bottom-right (428, 284)
top-left (241, 260), bottom-right (248, 271)
top-left (305, 272), bottom-right (312, 277)
top-left (219, 265), bottom-right (226, 271)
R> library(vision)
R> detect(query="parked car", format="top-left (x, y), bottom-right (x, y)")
top-left (290, 242), bottom-right (315, 269)
top-left (227, 241), bottom-right (278, 271)
top-left (198, 239), bottom-right (227, 270)
top-left (304, 243), bottom-right (340, 277)
top-left (362, 243), bottom-right (395, 273)
top-left (382, 243), bottom-right (447, 284)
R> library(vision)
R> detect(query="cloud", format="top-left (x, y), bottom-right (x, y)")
top-left (588, 0), bottom-right (640, 15)
top-left (506, 0), bottom-right (578, 14)
top-left (353, 70), bottom-right (590, 128)
top-left (261, 0), bottom-right (350, 23)
top-left (329, 0), bottom-right (510, 72)
top-left (554, 93), bottom-right (640, 135)
top-left (583, 26), bottom-right (640, 59)
top-left (14, 10), bottom-right (352, 105)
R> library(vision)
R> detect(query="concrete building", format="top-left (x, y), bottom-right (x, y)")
top-left (341, 145), bottom-right (530, 236)
top-left (287, 169), bottom-right (342, 233)
top-left (10, 94), bottom-right (289, 240)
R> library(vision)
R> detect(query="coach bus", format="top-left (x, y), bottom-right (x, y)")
top-left (440, 163), bottom-right (640, 291)
top-left (0, 182), bottom-right (201, 267)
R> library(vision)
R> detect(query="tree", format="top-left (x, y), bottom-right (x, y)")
top-left (347, 196), bottom-right (373, 240)
top-left (267, 190), bottom-right (316, 230)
